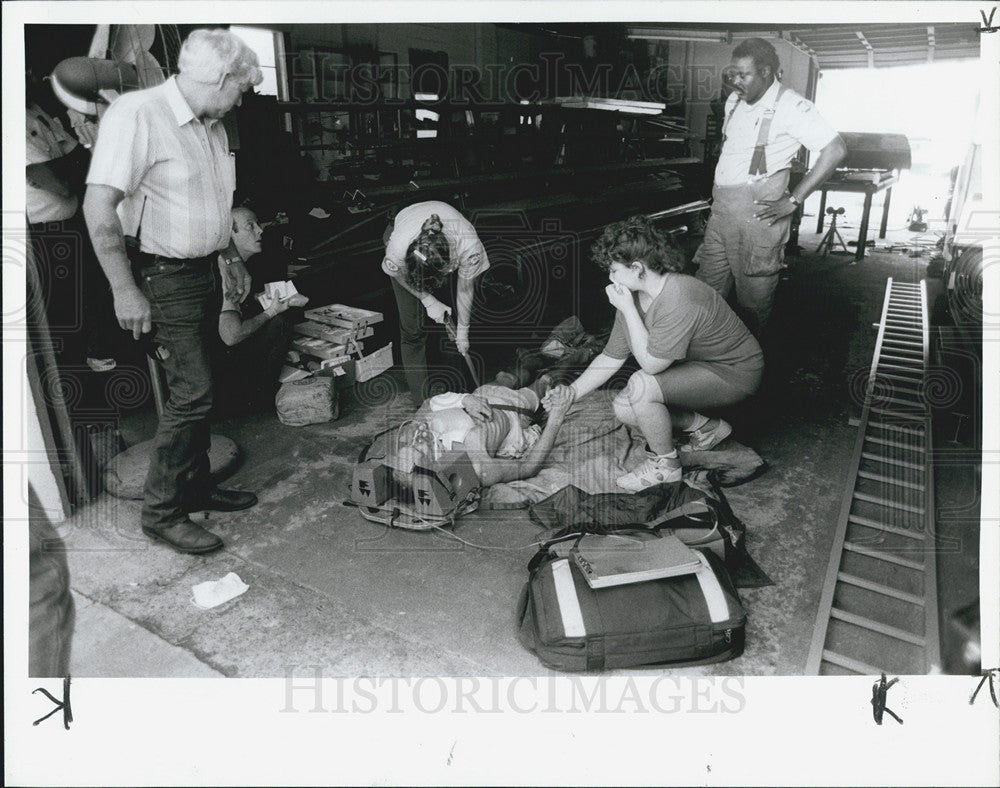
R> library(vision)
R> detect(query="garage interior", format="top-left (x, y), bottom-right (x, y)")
top-left (23, 20), bottom-right (986, 678)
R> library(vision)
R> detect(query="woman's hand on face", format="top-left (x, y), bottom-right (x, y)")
top-left (605, 283), bottom-right (634, 312)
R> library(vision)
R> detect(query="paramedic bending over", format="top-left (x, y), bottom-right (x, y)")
top-left (382, 200), bottom-right (490, 407)
top-left (552, 216), bottom-right (764, 493)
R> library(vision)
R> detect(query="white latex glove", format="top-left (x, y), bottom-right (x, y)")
top-left (420, 294), bottom-right (451, 324)
top-left (455, 322), bottom-right (471, 354)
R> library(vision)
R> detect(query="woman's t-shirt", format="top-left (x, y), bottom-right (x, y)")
top-left (603, 274), bottom-right (763, 372)
top-left (382, 201), bottom-right (490, 281)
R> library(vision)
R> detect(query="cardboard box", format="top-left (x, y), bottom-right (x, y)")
top-left (278, 364), bottom-right (312, 384)
top-left (291, 335), bottom-right (354, 361)
top-left (305, 304), bottom-right (383, 331)
top-left (294, 321), bottom-right (374, 345)
top-left (354, 343), bottom-right (393, 382)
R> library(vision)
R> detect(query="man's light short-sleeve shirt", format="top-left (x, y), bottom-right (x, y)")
top-left (714, 81), bottom-right (838, 186)
top-left (87, 77), bottom-right (236, 259)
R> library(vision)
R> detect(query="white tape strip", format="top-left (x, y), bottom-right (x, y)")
top-left (551, 558), bottom-right (586, 638)
top-left (693, 552), bottom-right (730, 623)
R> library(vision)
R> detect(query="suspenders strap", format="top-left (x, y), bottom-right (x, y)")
top-left (748, 84), bottom-right (789, 177)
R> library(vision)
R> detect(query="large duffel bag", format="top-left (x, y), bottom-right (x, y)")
top-left (528, 476), bottom-right (747, 573)
top-left (516, 547), bottom-right (747, 672)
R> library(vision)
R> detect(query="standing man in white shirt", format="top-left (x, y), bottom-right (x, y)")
top-left (693, 38), bottom-right (847, 335)
top-left (84, 29), bottom-right (262, 554)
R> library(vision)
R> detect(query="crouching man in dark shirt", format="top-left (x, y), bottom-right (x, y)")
top-left (213, 206), bottom-right (308, 415)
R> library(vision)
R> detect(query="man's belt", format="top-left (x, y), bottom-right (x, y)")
top-left (128, 248), bottom-right (216, 269)
top-left (491, 403), bottom-right (539, 419)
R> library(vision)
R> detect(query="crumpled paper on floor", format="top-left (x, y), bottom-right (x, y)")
top-left (191, 572), bottom-right (249, 609)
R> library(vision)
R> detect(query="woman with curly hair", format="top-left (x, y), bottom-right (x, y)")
top-left (553, 215), bottom-right (763, 492)
top-left (382, 201), bottom-right (490, 407)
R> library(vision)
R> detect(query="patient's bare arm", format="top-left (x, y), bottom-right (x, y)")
top-left (470, 387), bottom-right (574, 486)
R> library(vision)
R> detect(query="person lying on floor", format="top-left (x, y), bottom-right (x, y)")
top-left (549, 215), bottom-right (763, 493)
top-left (389, 375), bottom-right (575, 487)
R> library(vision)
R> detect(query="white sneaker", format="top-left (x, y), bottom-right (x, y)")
top-left (680, 418), bottom-right (732, 453)
top-left (616, 455), bottom-right (682, 492)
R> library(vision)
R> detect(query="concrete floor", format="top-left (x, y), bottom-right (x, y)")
top-left (55, 226), bottom-right (981, 677)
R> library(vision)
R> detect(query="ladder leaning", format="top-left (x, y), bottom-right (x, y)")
top-left (806, 278), bottom-right (942, 675)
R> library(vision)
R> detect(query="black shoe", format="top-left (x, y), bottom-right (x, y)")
top-left (142, 520), bottom-right (224, 554)
top-left (195, 488), bottom-right (258, 512)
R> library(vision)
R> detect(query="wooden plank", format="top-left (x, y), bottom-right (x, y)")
top-left (830, 607), bottom-right (926, 647)
top-left (822, 649), bottom-right (886, 676)
top-left (858, 470), bottom-right (925, 491)
top-left (879, 350), bottom-right (924, 362)
top-left (862, 450), bottom-right (924, 469)
top-left (874, 382), bottom-right (922, 397)
top-left (837, 572), bottom-right (926, 605)
top-left (849, 514), bottom-right (926, 540)
top-left (875, 371), bottom-right (924, 384)
top-left (868, 421), bottom-right (925, 435)
top-left (854, 491), bottom-right (925, 515)
top-left (844, 541), bottom-right (925, 570)
top-left (869, 408), bottom-right (924, 422)
top-left (865, 435), bottom-right (925, 452)
top-left (917, 284), bottom-right (941, 671)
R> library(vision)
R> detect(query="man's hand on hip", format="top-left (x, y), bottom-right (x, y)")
top-left (113, 283), bottom-right (152, 340)
top-left (753, 196), bottom-right (798, 226)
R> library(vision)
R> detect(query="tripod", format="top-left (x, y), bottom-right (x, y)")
top-left (816, 206), bottom-right (849, 256)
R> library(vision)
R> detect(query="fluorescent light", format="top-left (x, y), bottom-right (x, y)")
top-left (555, 97), bottom-right (666, 115)
top-left (628, 28), bottom-right (730, 44)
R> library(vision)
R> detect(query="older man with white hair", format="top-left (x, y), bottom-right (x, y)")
top-left (84, 28), bottom-right (262, 554)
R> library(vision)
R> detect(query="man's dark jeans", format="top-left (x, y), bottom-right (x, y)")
top-left (213, 311), bottom-right (292, 416)
top-left (137, 257), bottom-right (216, 528)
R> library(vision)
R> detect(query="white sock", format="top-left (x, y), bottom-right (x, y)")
top-left (685, 413), bottom-right (709, 433)
top-left (654, 450), bottom-right (679, 463)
